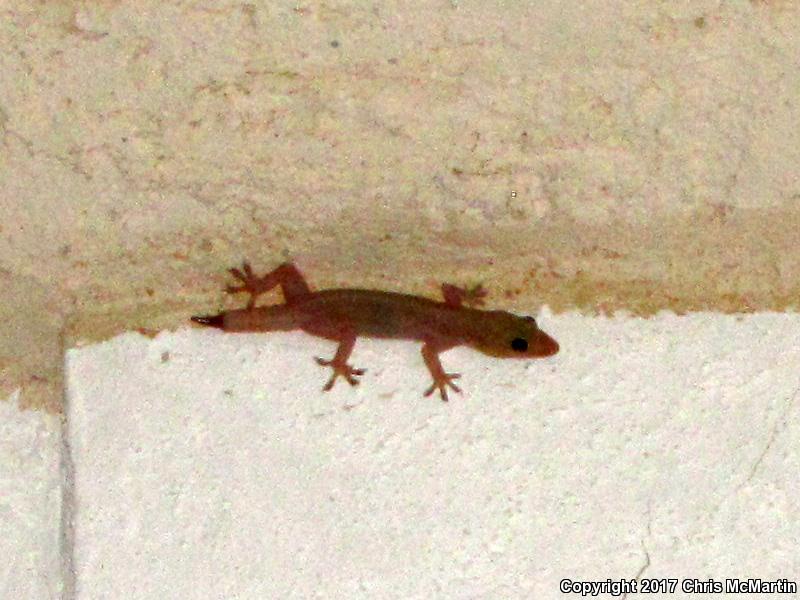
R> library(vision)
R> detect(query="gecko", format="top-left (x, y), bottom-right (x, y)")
top-left (191, 262), bottom-right (559, 401)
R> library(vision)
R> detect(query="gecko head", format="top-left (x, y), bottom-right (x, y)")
top-left (471, 312), bottom-right (559, 359)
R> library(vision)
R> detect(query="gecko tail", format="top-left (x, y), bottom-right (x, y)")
top-left (190, 313), bottom-right (225, 328)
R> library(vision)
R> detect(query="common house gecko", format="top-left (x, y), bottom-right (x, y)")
top-left (191, 262), bottom-right (559, 401)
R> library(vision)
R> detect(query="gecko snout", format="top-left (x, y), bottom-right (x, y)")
top-left (536, 332), bottom-right (559, 356)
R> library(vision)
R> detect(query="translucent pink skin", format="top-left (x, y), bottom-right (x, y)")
top-left (192, 262), bottom-right (559, 401)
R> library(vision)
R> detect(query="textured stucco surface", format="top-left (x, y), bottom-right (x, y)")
top-left (0, 391), bottom-right (63, 599)
top-left (63, 313), bottom-right (800, 598)
top-left (1, 3), bottom-right (800, 401)
top-left (3, 3), bottom-right (800, 591)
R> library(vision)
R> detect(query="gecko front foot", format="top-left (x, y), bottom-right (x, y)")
top-left (462, 284), bottom-right (488, 307)
top-left (315, 357), bottom-right (366, 391)
top-left (441, 283), bottom-right (488, 308)
top-left (423, 372), bottom-right (461, 402)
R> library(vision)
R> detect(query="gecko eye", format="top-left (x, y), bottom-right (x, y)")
top-left (511, 337), bottom-right (528, 352)
top-left (524, 316), bottom-right (536, 325)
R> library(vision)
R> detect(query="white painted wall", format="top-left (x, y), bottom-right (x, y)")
top-left (56, 313), bottom-right (799, 598)
top-left (0, 391), bottom-right (63, 599)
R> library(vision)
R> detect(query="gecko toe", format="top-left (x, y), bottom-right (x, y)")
top-left (345, 367), bottom-right (365, 385)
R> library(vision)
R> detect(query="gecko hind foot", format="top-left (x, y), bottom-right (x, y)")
top-left (315, 357), bottom-right (366, 390)
top-left (226, 261), bottom-right (262, 309)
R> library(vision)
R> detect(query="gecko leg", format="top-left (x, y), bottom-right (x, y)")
top-left (315, 333), bottom-right (365, 391)
top-left (226, 261), bottom-right (311, 309)
top-left (421, 343), bottom-right (461, 402)
top-left (441, 283), bottom-right (488, 308)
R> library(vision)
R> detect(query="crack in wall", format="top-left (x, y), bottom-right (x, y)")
top-left (621, 505), bottom-right (653, 600)
top-left (58, 334), bottom-right (76, 600)
top-left (738, 384), bottom-right (799, 491)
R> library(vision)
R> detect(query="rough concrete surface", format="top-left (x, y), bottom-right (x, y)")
top-left (2, 0), bottom-right (800, 596)
top-left (0, 391), bottom-right (63, 599)
top-left (1, 1), bottom-right (800, 410)
top-left (64, 313), bottom-right (800, 598)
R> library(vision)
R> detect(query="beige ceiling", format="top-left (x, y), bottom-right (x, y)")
top-left (2, 1), bottom-right (799, 412)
